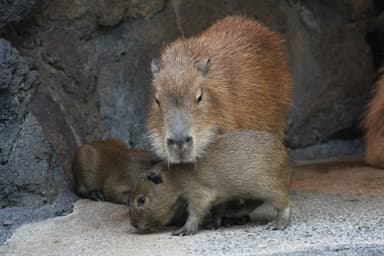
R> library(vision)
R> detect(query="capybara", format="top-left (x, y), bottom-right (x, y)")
top-left (130, 130), bottom-right (292, 235)
top-left (362, 68), bottom-right (384, 168)
top-left (147, 15), bottom-right (292, 163)
top-left (72, 139), bottom-right (156, 204)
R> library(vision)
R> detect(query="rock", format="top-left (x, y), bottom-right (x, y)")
top-left (95, 4), bottom-right (179, 148)
top-left (282, 0), bottom-right (375, 148)
top-left (28, 1), bottom-right (180, 150)
top-left (42, 0), bottom-right (166, 32)
top-left (0, 0), bottom-right (43, 30)
top-left (0, 39), bottom-right (76, 242)
top-left (0, 38), bottom-right (37, 165)
top-left (30, 92), bottom-right (79, 182)
top-left (37, 27), bottom-right (103, 144)
top-left (94, 0), bottom-right (130, 27)
top-left (367, 12), bottom-right (384, 69)
top-left (1, 113), bottom-right (57, 208)
top-left (127, 0), bottom-right (166, 19)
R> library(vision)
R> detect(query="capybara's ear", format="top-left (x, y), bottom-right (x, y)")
top-left (151, 59), bottom-right (160, 75)
top-left (145, 171), bottom-right (164, 184)
top-left (195, 58), bottom-right (211, 76)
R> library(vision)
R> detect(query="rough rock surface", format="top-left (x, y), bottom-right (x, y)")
top-left (0, 0), bottom-right (43, 31)
top-left (283, 0), bottom-right (374, 148)
top-left (0, 39), bottom-right (77, 242)
top-left (0, 38), bottom-right (39, 207)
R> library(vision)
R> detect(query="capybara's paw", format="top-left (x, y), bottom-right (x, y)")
top-left (265, 220), bottom-right (288, 230)
top-left (89, 191), bottom-right (104, 201)
top-left (265, 207), bottom-right (290, 230)
top-left (172, 222), bottom-right (198, 236)
top-left (222, 215), bottom-right (251, 227)
top-left (203, 218), bottom-right (221, 230)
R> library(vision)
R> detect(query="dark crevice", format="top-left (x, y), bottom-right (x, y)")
top-left (328, 123), bottom-right (363, 141)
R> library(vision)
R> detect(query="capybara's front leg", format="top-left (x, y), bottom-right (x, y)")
top-left (172, 191), bottom-right (214, 236)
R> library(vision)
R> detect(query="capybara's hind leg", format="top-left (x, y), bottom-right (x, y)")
top-left (89, 191), bottom-right (105, 201)
top-left (265, 193), bottom-right (291, 230)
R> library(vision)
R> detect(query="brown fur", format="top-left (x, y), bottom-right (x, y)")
top-left (147, 16), bottom-right (292, 163)
top-left (72, 139), bottom-right (153, 204)
top-left (362, 68), bottom-right (384, 168)
top-left (130, 130), bottom-right (292, 235)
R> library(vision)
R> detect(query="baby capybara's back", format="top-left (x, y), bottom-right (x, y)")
top-left (197, 130), bottom-right (291, 198)
top-left (362, 68), bottom-right (384, 168)
top-left (72, 139), bottom-right (153, 203)
top-left (72, 139), bottom-right (129, 195)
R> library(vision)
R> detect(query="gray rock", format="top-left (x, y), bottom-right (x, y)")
top-left (30, 92), bottom-right (79, 183)
top-left (0, 111), bottom-right (77, 242)
top-left (367, 11), bottom-right (384, 69)
top-left (0, 39), bottom-right (76, 243)
top-left (0, 151), bottom-right (77, 243)
top-left (0, 0), bottom-right (42, 30)
top-left (0, 38), bottom-right (37, 164)
top-left (282, 0), bottom-right (375, 148)
top-left (288, 139), bottom-right (364, 163)
top-left (0, 113), bottom-right (56, 208)
top-left (127, 0), bottom-right (165, 19)
top-left (95, 3), bottom-right (179, 148)
top-left (41, 0), bottom-right (166, 32)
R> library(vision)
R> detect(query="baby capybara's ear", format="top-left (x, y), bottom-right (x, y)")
top-left (151, 59), bottom-right (160, 75)
top-left (145, 171), bottom-right (164, 184)
top-left (150, 155), bottom-right (162, 165)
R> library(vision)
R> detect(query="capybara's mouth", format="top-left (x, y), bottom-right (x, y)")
top-left (168, 152), bottom-right (195, 164)
top-left (131, 223), bottom-right (155, 234)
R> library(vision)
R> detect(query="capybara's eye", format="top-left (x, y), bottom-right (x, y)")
top-left (197, 91), bottom-right (203, 104)
top-left (155, 96), bottom-right (160, 106)
top-left (137, 196), bottom-right (146, 207)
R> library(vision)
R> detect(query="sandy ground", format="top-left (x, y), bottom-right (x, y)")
top-left (1, 162), bottom-right (384, 256)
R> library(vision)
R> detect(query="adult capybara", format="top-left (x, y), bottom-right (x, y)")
top-left (147, 15), bottom-right (292, 163)
top-left (130, 130), bottom-right (292, 235)
top-left (72, 139), bottom-right (156, 204)
top-left (362, 68), bottom-right (384, 168)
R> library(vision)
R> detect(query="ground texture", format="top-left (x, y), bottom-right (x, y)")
top-left (1, 162), bottom-right (384, 256)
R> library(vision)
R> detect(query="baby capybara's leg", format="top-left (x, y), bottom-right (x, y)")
top-left (265, 192), bottom-right (291, 230)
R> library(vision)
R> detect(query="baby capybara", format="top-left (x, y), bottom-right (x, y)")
top-left (147, 16), bottom-right (292, 163)
top-left (362, 68), bottom-right (384, 168)
top-left (130, 130), bottom-right (292, 235)
top-left (72, 139), bottom-right (155, 204)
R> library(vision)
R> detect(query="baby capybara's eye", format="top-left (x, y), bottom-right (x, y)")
top-left (137, 196), bottom-right (146, 207)
top-left (155, 96), bottom-right (160, 106)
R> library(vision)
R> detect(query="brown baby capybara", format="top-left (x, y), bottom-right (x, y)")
top-left (147, 16), bottom-right (292, 163)
top-left (362, 68), bottom-right (384, 168)
top-left (130, 130), bottom-right (292, 235)
top-left (72, 139), bottom-right (156, 204)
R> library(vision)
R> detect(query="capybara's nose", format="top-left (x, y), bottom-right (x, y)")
top-left (167, 135), bottom-right (192, 148)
